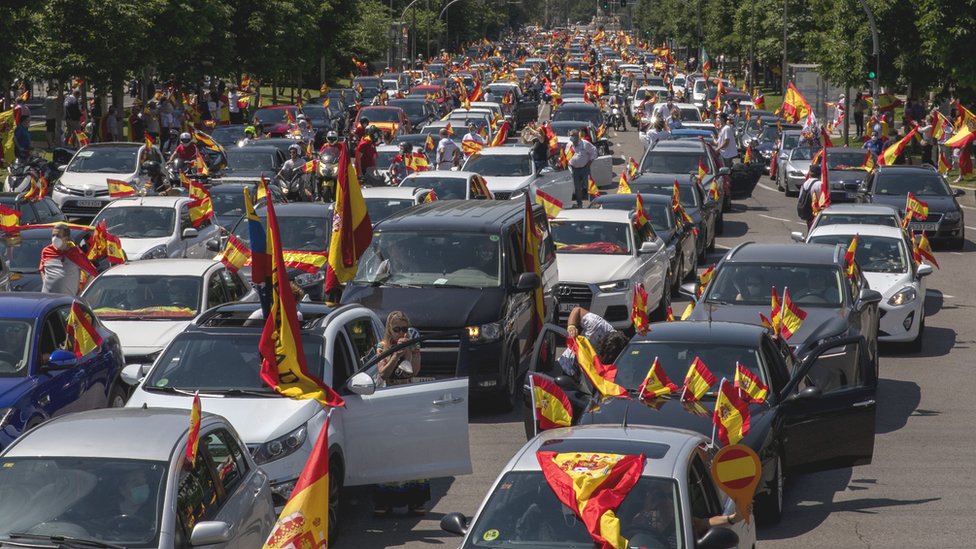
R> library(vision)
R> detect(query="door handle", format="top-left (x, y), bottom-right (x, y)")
top-left (433, 397), bottom-right (464, 407)
top-left (38, 395), bottom-right (50, 407)
top-left (852, 399), bottom-right (875, 408)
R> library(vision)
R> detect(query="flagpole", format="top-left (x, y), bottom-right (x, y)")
top-left (711, 378), bottom-right (726, 447)
top-left (528, 374), bottom-right (538, 438)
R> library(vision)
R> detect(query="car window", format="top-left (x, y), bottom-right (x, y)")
top-left (37, 199), bottom-right (63, 222)
top-left (221, 269), bottom-right (249, 302)
top-left (799, 339), bottom-right (866, 395)
top-left (40, 307), bottom-right (69, 359)
top-left (176, 455), bottom-right (220, 533)
top-left (207, 272), bottom-right (228, 309)
top-left (180, 204), bottom-right (193, 232)
top-left (333, 331), bottom-right (356, 389)
top-left (688, 454), bottom-right (722, 520)
top-left (202, 429), bottom-right (249, 496)
top-left (346, 317), bottom-right (379, 366)
top-left (18, 203), bottom-right (38, 224)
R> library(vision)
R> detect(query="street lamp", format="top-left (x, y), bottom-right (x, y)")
top-left (439, 0), bottom-right (465, 51)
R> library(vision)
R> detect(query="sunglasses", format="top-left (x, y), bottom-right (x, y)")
top-left (392, 325), bottom-right (409, 333)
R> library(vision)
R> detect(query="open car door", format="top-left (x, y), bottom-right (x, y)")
top-left (591, 155), bottom-right (614, 188)
top-left (341, 330), bottom-right (473, 486)
top-left (779, 335), bottom-right (877, 474)
top-left (522, 323), bottom-right (592, 439)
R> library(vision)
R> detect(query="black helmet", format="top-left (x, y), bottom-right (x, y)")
top-left (142, 161), bottom-right (161, 176)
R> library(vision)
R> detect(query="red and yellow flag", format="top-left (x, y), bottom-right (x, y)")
top-left (530, 374), bottom-right (573, 430)
top-left (282, 251), bottom-right (328, 274)
top-left (782, 82), bottom-right (811, 123)
top-left (587, 176), bottom-right (600, 198)
top-left (0, 204), bottom-right (21, 234)
top-left (844, 234), bottom-right (859, 279)
top-left (523, 194), bottom-right (545, 333)
top-left (325, 143), bottom-right (372, 292)
top-left (187, 391), bottom-right (201, 464)
top-left (423, 189), bottom-right (438, 203)
top-left (697, 264), bottom-right (715, 298)
top-left (713, 380), bottom-right (751, 445)
top-left (424, 133), bottom-right (436, 152)
top-left (634, 193), bottom-right (650, 229)
top-left (779, 288), bottom-right (807, 340)
top-left (263, 416), bottom-right (333, 549)
top-left (617, 171), bottom-right (632, 194)
top-left (187, 180), bottom-right (214, 228)
top-left (631, 283), bottom-right (649, 333)
top-left (87, 220), bottom-right (126, 265)
top-left (536, 451), bottom-right (644, 549)
top-left (490, 120), bottom-right (510, 147)
top-left (74, 130), bottom-right (90, 147)
top-left (259, 187), bottom-right (345, 408)
top-left (627, 157), bottom-right (640, 178)
top-left (742, 143), bottom-right (754, 164)
top-left (734, 363), bottom-right (768, 404)
top-left (697, 157), bottom-right (710, 181)
top-left (536, 189), bottom-right (563, 219)
top-left (217, 234), bottom-right (251, 273)
top-left (879, 127), bottom-right (919, 166)
top-left (568, 335), bottom-right (628, 397)
top-left (66, 302), bottom-right (103, 358)
top-left (639, 357), bottom-right (679, 399)
top-left (861, 151), bottom-right (877, 172)
top-left (302, 159), bottom-right (319, 174)
top-left (904, 192), bottom-right (929, 224)
top-left (769, 285), bottom-right (782, 335)
top-left (681, 357), bottom-right (717, 401)
top-left (680, 302), bottom-right (694, 320)
top-left (462, 137), bottom-right (484, 155)
top-left (406, 152), bottom-right (429, 172)
top-left (913, 232), bottom-right (939, 268)
top-left (665, 306), bottom-right (675, 322)
top-left (938, 150), bottom-right (951, 174)
top-left (107, 178), bottom-right (137, 198)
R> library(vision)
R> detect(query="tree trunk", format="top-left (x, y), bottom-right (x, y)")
top-left (113, 78), bottom-right (124, 143)
top-left (272, 79), bottom-right (278, 105)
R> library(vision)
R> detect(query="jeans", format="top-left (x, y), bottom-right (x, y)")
top-left (570, 164), bottom-right (591, 207)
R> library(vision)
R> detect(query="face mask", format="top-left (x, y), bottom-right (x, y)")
top-left (51, 237), bottom-right (64, 249)
top-left (570, 137), bottom-right (580, 145)
top-left (129, 484), bottom-right (150, 504)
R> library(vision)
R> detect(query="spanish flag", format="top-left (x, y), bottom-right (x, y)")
top-left (631, 283), bottom-right (649, 333)
top-left (424, 133), bottom-right (436, 152)
top-left (87, 220), bottom-right (127, 265)
top-left (187, 391), bottom-right (201, 464)
top-left (697, 264), bottom-right (715, 298)
top-left (627, 157), bottom-right (640, 178)
top-left (734, 363), bottom-right (768, 404)
top-left (665, 306), bottom-right (675, 322)
top-left (529, 374), bottom-right (573, 430)
top-left (107, 178), bottom-right (137, 197)
top-left (263, 415), bottom-right (333, 549)
top-left (713, 379), bottom-right (751, 445)
top-left (879, 127), bottom-right (918, 166)
top-left (536, 451), bottom-right (644, 549)
top-left (861, 151), bottom-right (877, 172)
top-left (587, 176), bottom-right (600, 198)
top-left (639, 357), bottom-right (678, 399)
top-left (523, 194), bottom-right (545, 333)
top-left (536, 189), bottom-right (563, 219)
top-left (282, 251), bottom-right (328, 274)
top-left (781, 82), bottom-right (811, 124)
top-left (74, 130), bottom-right (90, 147)
top-left (325, 143), bottom-right (372, 292)
top-left (779, 287), bottom-right (807, 340)
top-left (259, 186), bottom-right (345, 408)
top-left (904, 192), bottom-right (929, 223)
top-left (938, 150), bottom-right (951, 174)
top-left (634, 193), bottom-right (650, 229)
top-left (462, 137), bottom-right (484, 155)
top-left (490, 120), bottom-right (510, 147)
top-left (568, 335), bottom-right (628, 398)
top-left (558, 144), bottom-right (573, 170)
top-left (302, 159), bottom-right (319, 174)
top-left (0, 204), bottom-right (21, 234)
top-left (423, 189), bottom-right (438, 203)
top-left (931, 111), bottom-right (953, 141)
top-left (187, 180), bottom-right (214, 228)
top-left (844, 234), bottom-right (859, 279)
top-left (769, 286), bottom-right (782, 335)
top-left (617, 171), bottom-right (632, 194)
top-left (698, 157), bottom-right (709, 180)
top-left (66, 302), bottom-right (103, 358)
top-left (217, 234), bottom-right (251, 273)
top-left (742, 143), bottom-right (754, 164)
top-left (913, 232), bottom-right (939, 268)
top-left (681, 357), bottom-right (717, 401)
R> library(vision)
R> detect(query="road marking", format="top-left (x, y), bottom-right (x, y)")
top-left (966, 226), bottom-right (976, 231)
top-left (961, 204), bottom-right (975, 211)
top-left (759, 214), bottom-right (792, 223)
top-left (756, 182), bottom-right (779, 193)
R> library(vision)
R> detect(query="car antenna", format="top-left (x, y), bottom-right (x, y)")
top-left (621, 401), bottom-right (630, 430)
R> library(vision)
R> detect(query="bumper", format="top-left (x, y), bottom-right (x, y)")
top-left (915, 221), bottom-right (964, 242)
top-left (556, 282), bottom-right (631, 329)
top-left (878, 301), bottom-right (922, 342)
top-left (785, 174), bottom-right (805, 193)
top-left (52, 190), bottom-right (111, 218)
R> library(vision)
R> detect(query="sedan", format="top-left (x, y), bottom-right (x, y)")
top-left (862, 165), bottom-right (966, 248)
top-left (551, 102), bottom-right (606, 129)
top-left (640, 139), bottom-right (732, 212)
top-left (0, 408), bottom-right (275, 547)
top-left (387, 98), bottom-right (436, 131)
top-left (219, 145), bottom-right (286, 185)
top-left (632, 173), bottom-right (718, 262)
top-left (400, 170), bottom-right (494, 200)
top-left (52, 143), bottom-right (164, 218)
top-left (807, 203), bottom-right (902, 232)
top-left (461, 146), bottom-right (576, 204)
top-left (92, 196), bottom-right (220, 261)
top-left (355, 106), bottom-right (411, 139)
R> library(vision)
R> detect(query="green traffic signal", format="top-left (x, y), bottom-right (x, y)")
top-left (867, 71), bottom-right (876, 79)
top-left (602, 1), bottom-right (609, 9)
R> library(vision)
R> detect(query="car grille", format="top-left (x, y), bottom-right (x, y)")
top-left (923, 212), bottom-right (943, 223)
top-left (61, 203), bottom-right (106, 216)
top-left (604, 305), bottom-right (629, 322)
top-left (63, 188), bottom-right (111, 197)
top-left (556, 283), bottom-right (593, 323)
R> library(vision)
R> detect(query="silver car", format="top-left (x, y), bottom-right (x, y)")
top-left (0, 408), bottom-right (275, 548)
top-left (780, 146), bottom-right (816, 196)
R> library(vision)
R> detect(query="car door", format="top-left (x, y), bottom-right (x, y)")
top-left (205, 270), bottom-right (230, 311)
top-left (590, 154), bottom-right (614, 188)
top-left (172, 438), bottom-right (225, 548)
top-left (31, 306), bottom-right (89, 417)
top-left (779, 335), bottom-right (877, 474)
top-left (336, 330), bottom-right (472, 487)
top-left (634, 222), bottom-right (668, 308)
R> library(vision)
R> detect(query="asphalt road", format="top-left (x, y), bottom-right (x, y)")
top-left (334, 124), bottom-right (976, 549)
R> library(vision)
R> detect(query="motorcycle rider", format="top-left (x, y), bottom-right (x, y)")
top-left (239, 125), bottom-right (258, 146)
top-left (318, 131), bottom-right (342, 201)
top-left (353, 116), bottom-right (370, 141)
top-left (142, 160), bottom-right (177, 195)
top-left (610, 91), bottom-right (627, 130)
top-left (319, 130), bottom-right (342, 157)
top-left (355, 126), bottom-right (380, 184)
top-left (278, 143), bottom-right (309, 199)
top-left (388, 141), bottom-right (411, 186)
top-left (168, 132), bottom-right (198, 165)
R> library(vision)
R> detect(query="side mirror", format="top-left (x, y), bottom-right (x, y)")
top-left (516, 272), bottom-right (541, 292)
top-left (205, 238), bottom-right (221, 252)
top-left (189, 521), bottom-right (233, 546)
top-left (790, 385), bottom-right (822, 401)
top-left (182, 227), bottom-right (199, 240)
top-left (121, 363), bottom-right (150, 386)
top-left (678, 281), bottom-right (698, 300)
top-left (718, 167), bottom-right (731, 176)
top-left (856, 288), bottom-right (883, 308)
top-left (916, 263), bottom-right (934, 277)
top-left (440, 512), bottom-right (469, 537)
top-left (954, 189), bottom-right (966, 197)
top-left (639, 239), bottom-right (663, 254)
top-left (47, 349), bottom-right (78, 369)
top-left (696, 526), bottom-right (740, 549)
top-left (57, 164), bottom-right (68, 172)
top-left (347, 372), bottom-right (376, 396)
top-left (790, 231), bottom-right (805, 242)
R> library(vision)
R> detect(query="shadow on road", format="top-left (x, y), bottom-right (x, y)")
top-left (905, 326), bottom-right (956, 358)
top-left (336, 478), bottom-right (457, 548)
top-left (718, 220), bottom-right (750, 238)
top-left (875, 378), bottom-right (922, 434)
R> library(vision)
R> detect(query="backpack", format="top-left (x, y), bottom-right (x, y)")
top-left (796, 182), bottom-right (814, 221)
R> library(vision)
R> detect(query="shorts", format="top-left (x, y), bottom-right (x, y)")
top-left (46, 119), bottom-right (55, 132)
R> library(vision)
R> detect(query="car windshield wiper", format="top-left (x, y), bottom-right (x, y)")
top-left (7, 533), bottom-right (126, 549)
top-left (142, 385), bottom-right (197, 396)
top-left (199, 388), bottom-right (278, 398)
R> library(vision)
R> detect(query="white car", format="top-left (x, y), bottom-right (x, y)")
top-left (362, 186), bottom-right (432, 222)
top-left (630, 85), bottom-right (670, 121)
top-left (400, 170), bottom-right (494, 200)
top-left (82, 259), bottom-right (255, 364)
top-left (440, 425), bottom-right (756, 549)
top-left (52, 142), bottom-right (164, 218)
top-left (804, 224), bottom-right (932, 350)
top-left (123, 302), bottom-right (472, 536)
top-left (549, 209), bottom-right (671, 329)
top-left (807, 203), bottom-right (902, 232)
top-left (91, 196), bottom-right (220, 260)
top-left (461, 146), bottom-right (579, 204)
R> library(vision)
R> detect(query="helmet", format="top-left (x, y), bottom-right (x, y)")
top-left (297, 113), bottom-right (306, 120)
top-left (179, 132), bottom-right (191, 144)
top-left (244, 125), bottom-right (256, 137)
top-left (288, 143), bottom-right (302, 155)
top-left (142, 161), bottom-right (161, 177)
top-left (326, 131), bottom-right (338, 143)
top-left (367, 125), bottom-right (380, 135)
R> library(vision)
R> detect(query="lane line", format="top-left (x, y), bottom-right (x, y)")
top-left (961, 204), bottom-right (975, 211)
top-left (759, 213), bottom-right (793, 223)
top-left (756, 182), bottom-right (779, 193)
top-left (966, 226), bottom-right (976, 231)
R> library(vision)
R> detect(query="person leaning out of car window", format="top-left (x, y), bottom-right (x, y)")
top-left (559, 306), bottom-right (635, 377)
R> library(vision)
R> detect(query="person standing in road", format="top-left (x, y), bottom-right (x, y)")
top-left (63, 89), bottom-right (83, 143)
top-left (435, 127), bottom-right (461, 170)
top-left (39, 225), bottom-right (98, 296)
top-left (567, 129), bottom-right (598, 208)
top-left (227, 86), bottom-right (241, 124)
top-left (714, 113), bottom-right (738, 167)
top-left (44, 88), bottom-right (60, 149)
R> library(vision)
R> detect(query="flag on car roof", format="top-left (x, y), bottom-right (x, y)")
top-left (844, 234), bottom-right (859, 279)
top-left (617, 171), bottom-right (632, 194)
top-left (634, 193), bottom-right (650, 230)
top-left (568, 335), bottom-right (628, 398)
top-left (325, 143), bottom-right (372, 293)
top-left (639, 357), bottom-right (679, 399)
top-left (631, 283), bottom-right (649, 333)
top-left (778, 287), bottom-right (807, 340)
top-left (217, 234), bottom-right (251, 273)
top-left (187, 391), bottom-right (201, 465)
top-left (536, 189), bottom-right (563, 219)
top-left (734, 363), bottom-right (768, 404)
top-left (66, 302), bottom-right (103, 358)
top-left (713, 379), bottom-right (751, 445)
top-left (879, 127), bottom-right (918, 166)
top-left (107, 178), bottom-right (137, 198)
top-left (627, 157), bottom-right (640, 178)
top-left (187, 180), bottom-right (214, 228)
top-left (536, 450), bottom-right (644, 549)
top-left (681, 357), bottom-right (717, 401)
top-left (912, 232), bottom-right (939, 268)
top-left (529, 374), bottom-right (573, 430)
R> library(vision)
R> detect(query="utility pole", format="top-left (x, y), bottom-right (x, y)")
top-left (781, 0), bottom-right (788, 94)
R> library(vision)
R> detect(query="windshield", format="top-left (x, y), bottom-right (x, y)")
top-left (679, 109), bottom-right (702, 121)
top-left (0, 235), bottom-right (46, 272)
top-left (790, 148), bottom-right (816, 161)
top-left (400, 177), bottom-right (468, 200)
top-left (302, 105), bottom-right (331, 122)
top-left (640, 153), bottom-right (706, 176)
top-left (0, 457), bottom-right (166, 547)
top-left (253, 108), bottom-right (294, 124)
top-left (809, 235), bottom-right (908, 273)
top-left (360, 108), bottom-right (401, 123)
top-left (67, 148), bottom-right (139, 174)
top-left (231, 214), bottom-right (331, 251)
top-left (211, 187), bottom-right (252, 219)
top-left (95, 207), bottom-right (175, 239)
top-left (354, 231), bottom-right (501, 288)
top-left (633, 183), bottom-right (697, 208)
top-left (463, 154), bottom-right (532, 177)
top-left (550, 124), bottom-right (587, 137)
top-left (145, 333), bottom-right (324, 391)
top-left (817, 213), bottom-right (899, 228)
top-left (827, 152), bottom-right (869, 169)
top-left (226, 150), bottom-right (278, 171)
top-left (0, 319), bottom-right (31, 376)
top-left (552, 108), bottom-right (601, 126)
top-left (782, 134), bottom-right (801, 149)
top-left (364, 198), bottom-right (415, 223)
top-left (874, 173), bottom-right (950, 196)
top-left (705, 264), bottom-right (845, 306)
top-left (616, 341), bottom-right (766, 395)
top-left (389, 101), bottom-right (425, 117)
top-left (462, 472), bottom-right (684, 549)
top-left (759, 126), bottom-right (781, 143)
top-left (85, 276), bottom-right (202, 319)
top-left (551, 220), bottom-right (632, 255)
top-left (210, 126), bottom-right (246, 147)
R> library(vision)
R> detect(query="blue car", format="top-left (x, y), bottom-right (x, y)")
top-left (0, 293), bottom-right (125, 451)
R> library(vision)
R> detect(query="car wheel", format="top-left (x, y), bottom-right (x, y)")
top-left (492, 347), bottom-right (520, 413)
top-left (108, 382), bottom-right (127, 408)
top-left (906, 314), bottom-right (924, 353)
top-left (756, 453), bottom-right (784, 526)
top-left (650, 283), bottom-right (671, 322)
top-left (715, 212), bottom-right (725, 235)
top-left (776, 172), bottom-right (783, 191)
top-left (948, 236), bottom-right (965, 250)
top-left (328, 455), bottom-right (343, 545)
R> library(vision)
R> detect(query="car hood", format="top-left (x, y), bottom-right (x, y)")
top-left (119, 236), bottom-right (171, 259)
top-left (126, 390), bottom-right (319, 443)
top-left (341, 285), bottom-right (505, 329)
top-left (100, 319), bottom-right (192, 356)
top-left (690, 303), bottom-right (850, 355)
top-left (870, 194), bottom-right (957, 215)
top-left (556, 254), bottom-right (636, 284)
top-left (0, 377), bottom-right (32, 405)
top-left (785, 160), bottom-right (811, 173)
top-left (481, 175), bottom-right (533, 193)
top-left (59, 172), bottom-right (132, 189)
top-left (862, 271), bottom-right (913, 300)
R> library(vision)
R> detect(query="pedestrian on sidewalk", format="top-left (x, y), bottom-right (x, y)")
top-left (853, 93), bottom-right (866, 138)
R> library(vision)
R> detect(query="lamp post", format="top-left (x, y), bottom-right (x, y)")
top-left (855, 0), bottom-right (880, 97)
top-left (439, 0), bottom-right (465, 52)
top-left (401, 0), bottom-right (422, 66)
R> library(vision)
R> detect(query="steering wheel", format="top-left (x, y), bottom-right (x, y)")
top-left (108, 514), bottom-right (153, 538)
top-left (791, 288), bottom-right (824, 301)
top-left (622, 526), bottom-right (671, 549)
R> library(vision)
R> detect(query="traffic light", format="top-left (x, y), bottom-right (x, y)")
top-left (620, 0), bottom-right (627, 6)
top-left (602, 1), bottom-right (610, 10)
top-left (867, 69), bottom-right (876, 79)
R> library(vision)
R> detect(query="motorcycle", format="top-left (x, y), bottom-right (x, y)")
top-left (4, 156), bottom-right (60, 194)
top-left (318, 151), bottom-right (338, 202)
top-left (610, 106), bottom-right (626, 132)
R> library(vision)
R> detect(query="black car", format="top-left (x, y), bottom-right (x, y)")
top-left (631, 173), bottom-right (718, 262)
top-left (219, 145), bottom-right (287, 185)
top-left (754, 123), bottom-right (803, 169)
top-left (527, 320), bottom-right (878, 525)
top-left (809, 147), bottom-right (875, 204)
top-left (590, 193), bottom-right (698, 291)
top-left (0, 194), bottom-right (65, 226)
top-left (550, 102), bottom-right (606, 129)
top-left (683, 242), bottom-right (882, 366)
top-left (736, 109), bottom-right (777, 148)
top-left (640, 140), bottom-right (733, 213)
top-left (387, 99), bottom-right (436, 131)
top-left (209, 124), bottom-right (248, 148)
top-left (340, 201), bottom-right (558, 408)
top-left (549, 120), bottom-right (611, 155)
top-left (861, 165), bottom-right (966, 248)
top-left (208, 181), bottom-right (286, 228)
top-left (485, 83), bottom-right (537, 129)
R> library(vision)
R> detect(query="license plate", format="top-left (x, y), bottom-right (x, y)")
top-left (76, 200), bottom-right (103, 208)
top-left (909, 223), bottom-right (937, 232)
top-left (558, 302), bottom-right (577, 313)
top-left (845, 191), bottom-right (859, 199)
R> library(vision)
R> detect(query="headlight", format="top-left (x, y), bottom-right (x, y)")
top-left (943, 210), bottom-right (961, 222)
top-left (598, 280), bottom-right (630, 292)
top-left (888, 287), bottom-right (917, 306)
top-left (788, 170), bottom-right (804, 177)
top-left (141, 244), bottom-right (169, 260)
top-left (53, 181), bottom-right (68, 193)
top-left (0, 408), bottom-right (16, 429)
top-left (761, 150), bottom-right (773, 158)
top-left (295, 270), bottom-right (325, 286)
top-left (467, 322), bottom-right (502, 343)
top-left (253, 424), bottom-right (308, 465)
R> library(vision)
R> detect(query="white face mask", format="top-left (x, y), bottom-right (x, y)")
top-left (51, 237), bottom-right (64, 249)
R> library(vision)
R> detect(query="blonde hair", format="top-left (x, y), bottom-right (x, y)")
top-left (384, 310), bottom-right (410, 343)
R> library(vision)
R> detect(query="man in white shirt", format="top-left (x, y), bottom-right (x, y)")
top-left (460, 122), bottom-right (486, 158)
top-left (228, 87), bottom-right (241, 124)
top-left (567, 129), bottom-right (598, 207)
top-left (714, 113), bottom-right (739, 167)
top-left (435, 128), bottom-right (461, 170)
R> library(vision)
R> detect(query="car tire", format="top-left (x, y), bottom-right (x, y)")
top-left (328, 454), bottom-right (344, 545)
top-left (108, 382), bottom-right (127, 408)
top-left (947, 236), bottom-right (965, 250)
top-left (906, 315), bottom-right (925, 353)
top-left (491, 347), bottom-right (521, 413)
top-left (715, 212), bottom-right (725, 235)
top-left (776, 172), bottom-right (783, 191)
top-left (756, 453), bottom-right (784, 526)
top-left (650, 284), bottom-right (671, 322)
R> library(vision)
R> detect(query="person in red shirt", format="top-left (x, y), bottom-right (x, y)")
top-left (352, 117), bottom-right (370, 141)
top-left (355, 127), bottom-right (379, 184)
top-left (168, 132), bottom-right (197, 163)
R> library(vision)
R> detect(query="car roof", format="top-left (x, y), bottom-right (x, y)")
top-left (103, 196), bottom-right (188, 208)
top-left (78, 142), bottom-right (142, 149)
top-left (555, 208), bottom-right (633, 224)
top-left (820, 203), bottom-right (899, 215)
top-left (728, 242), bottom-right (842, 265)
top-left (362, 187), bottom-right (426, 199)
top-left (650, 140), bottom-right (708, 152)
top-left (593, 193), bottom-right (672, 206)
top-left (808, 223), bottom-right (907, 240)
top-left (230, 144), bottom-right (282, 154)
top-left (876, 165), bottom-right (941, 174)
top-left (632, 320), bottom-right (767, 346)
top-left (0, 292), bottom-right (74, 319)
top-left (96, 259), bottom-right (219, 277)
top-left (2, 408), bottom-right (219, 461)
top-left (470, 146), bottom-right (530, 156)
top-left (377, 200), bottom-right (535, 232)
top-left (260, 202), bottom-right (333, 216)
top-left (557, 103), bottom-right (600, 111)
top-left (403, 170), bottom-right (473, 180)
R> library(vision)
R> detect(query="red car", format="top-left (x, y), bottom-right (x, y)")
top-left (354, 106), bottom-right (411, 141)
top-left (252, 105), bottom-right (299, 137)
